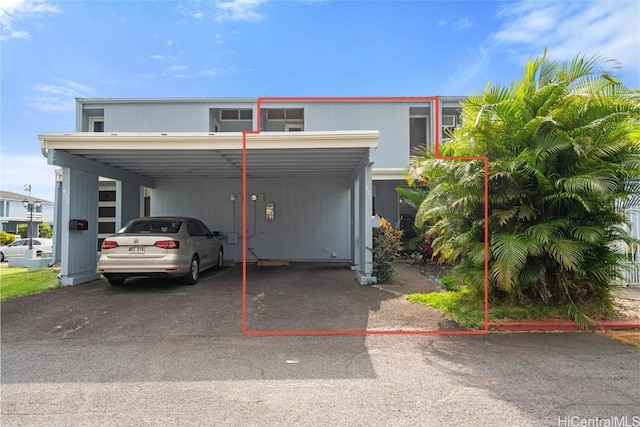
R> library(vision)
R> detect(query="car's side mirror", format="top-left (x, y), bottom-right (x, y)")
top-left (212, 231), bottom-right (225, 240)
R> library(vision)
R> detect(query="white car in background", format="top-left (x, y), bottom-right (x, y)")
top-left (0, 238), bottom-right (54, 262)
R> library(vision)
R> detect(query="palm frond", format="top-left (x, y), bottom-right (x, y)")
top-left (569, 225), bottom-right (605, 244)
top-left (547, 238), bottom-right (584, 271)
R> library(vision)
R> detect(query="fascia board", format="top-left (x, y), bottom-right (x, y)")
top-left (38, 131), bottom-right (379, 151)
top-left (372, 168), bottom-right (406, 180)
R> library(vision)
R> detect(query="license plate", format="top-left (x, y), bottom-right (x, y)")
top-left (129, 246), bottom-right (145, 254)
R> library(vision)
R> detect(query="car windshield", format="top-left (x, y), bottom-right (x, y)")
top-left (122, 219), bottom-right (182, 234)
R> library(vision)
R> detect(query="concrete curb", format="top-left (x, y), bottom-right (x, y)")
top-left (489, 320), bottom-right (640, 332)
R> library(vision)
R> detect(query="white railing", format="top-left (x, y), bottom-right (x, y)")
top-left (621, 261), bottom-right (640, 287)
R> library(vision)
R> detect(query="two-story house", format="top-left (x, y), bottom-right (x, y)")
top-left (0, 191), bottom-right (54, 238)
top-left (39, 96), bottom-right (463, 285)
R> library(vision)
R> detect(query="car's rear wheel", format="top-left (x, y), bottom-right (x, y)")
top-left (0, 252), bottom-right (4, 262)
top-left (106, 276), bottom-right (126, 286)
top-left (216, 248), bottom-right (223, 268)
top-left (183, 256), bottom-right (199, 285)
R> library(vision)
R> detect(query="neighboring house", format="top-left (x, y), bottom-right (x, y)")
top-left (36, 96), bottom-right (474, 286)
top-left (0, 191), bottom-right (54, 237)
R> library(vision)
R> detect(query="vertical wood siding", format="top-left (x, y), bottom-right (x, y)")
top-left (151, 176), bottom-right (351, 261)
top-left (104, 104), bottom-right (210, 132)
top-left (63, 169), bottom-right (98, 274)
top-left (265, 102), bottom-right (431, 169)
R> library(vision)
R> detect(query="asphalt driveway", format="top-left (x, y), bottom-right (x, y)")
top-left (2, 263), bottom-right (638, 426)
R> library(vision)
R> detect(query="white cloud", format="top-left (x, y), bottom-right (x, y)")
top-left (445, 0), bottom-right (639, 94)
top-left (453, 18), bottom-right (472, 30)
top-left (177, 1), bottom-right (265, 23)
top-left (167, 65), bottom-right (189, 72)
top-left (215, 0), bottom-right (265, 22)
top-left (493, 1), bottom-right (639, 72)
top-left (437, 17), bottom-right (472, 31)
top-left (0, 0), bottom-right (59, 41)
top-left (149, 54), bottom-right (177, 61)
top-left (442, 45), bottom-right (491, 95)
top-left (0, 153), bottom-right (58, 202)
top-left (197, 70), bottom-right (217, 77)
top-left (25, 79), bottom-right (91, 113)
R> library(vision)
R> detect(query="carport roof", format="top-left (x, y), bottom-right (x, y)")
top-left (39, 131), bottom-right (378, 181)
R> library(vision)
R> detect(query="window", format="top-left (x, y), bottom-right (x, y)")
top-left (99, 207), bottom-right (116, 217)
top-left (98, 222), bottom-right (116, 234)
top-left (266, 108), bottom-right (304, 121)
top-left (221, 109), bottom-right (253, 120)
top-left (195, 220), bottom-right (212, 236)
top-left (99, 191), bottom-right (116, 202)
top-left (187, 220), bottom-right (200, 236)
top-left (124, 219), bottom-right (182, 234)
top-left (285, 123), bottom-right (304, 132)
top-left (410, 116), bottom-right (428, 150)
top-left (442, 115), bottom-right (457, 128)
top-left (89, 116), bottom-right (104, 132)
top-left (267, 109), bottom-right (285, 120)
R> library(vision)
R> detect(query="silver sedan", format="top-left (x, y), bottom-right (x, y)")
top-left (98, 217), bottom-right (223, 286)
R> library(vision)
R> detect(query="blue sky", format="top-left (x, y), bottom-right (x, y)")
top-left (1, 0), bottom-right (639, 201)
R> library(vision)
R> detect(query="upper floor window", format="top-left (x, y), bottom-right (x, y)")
top-left (221, 109), bottom-right (253, 121)
top-left (89, 116), bottom-right (104, 132)
top-left (284, 123), bottom-right (304, 132)
top-left (442, 115), bottom-right (457, 128)
top-left (410, 116), bottom-right (428, 150)
top-left (266, 108), bottom-right (304, 121)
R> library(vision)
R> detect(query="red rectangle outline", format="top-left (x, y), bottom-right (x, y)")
top-left (242, 96), bottom-right (489, 335)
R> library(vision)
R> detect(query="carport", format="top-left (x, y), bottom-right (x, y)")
top-left (38, 131), bottom-right (379, 286)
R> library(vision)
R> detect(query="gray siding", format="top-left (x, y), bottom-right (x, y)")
top-left (82, 99), bottom-right (439, 170)
top-left (150, 176), bottom-right (351, 261)
top-left (61, 169), bottom-right (99, 275)
top-left (262, 102), bottom-right (432, 169)
top-left (218, 120), bottom-right (253, 132)
top-left (104, 104), bottom-right (209, 132)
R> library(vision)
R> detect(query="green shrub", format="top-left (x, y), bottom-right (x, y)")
top-left (39, 224), bottom-right (53, 239)
top-left (0, 231), bottom-right (17, 246)
top-left (372, 218), bottom-right (403, 284)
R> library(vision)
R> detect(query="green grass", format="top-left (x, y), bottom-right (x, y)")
top-left (0, 267), bottom-right (60, 300)
top-left (407, 289), bottom-right (596, 329)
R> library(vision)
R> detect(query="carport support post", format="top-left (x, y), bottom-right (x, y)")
top-left (356, 160), bottom-right (375, 285)
top-left (58, 168), bottom-right (101, 285)
top-left (351, 175), bottom-right (360, 270)
top-left (116, 180), bottom-right (141, 230)
top-left (52, 172), bottom-right (63, 265)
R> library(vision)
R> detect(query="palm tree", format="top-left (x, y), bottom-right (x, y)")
top-left (407, 50), bottom-right (640, 327)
